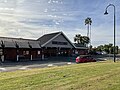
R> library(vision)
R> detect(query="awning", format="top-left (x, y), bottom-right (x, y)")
top-left (29, 42), bottom-right (41, 49)
top-left (17, 42), bottom-right (30, 48)
top-left (4, 41), bottom-right (16, 48)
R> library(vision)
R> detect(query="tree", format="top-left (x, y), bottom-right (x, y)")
top-left (108, 43), bottom-right (113, 54)
top-left (74, 34), bottom-right (82, 44)
top-left (95, 43), bottom-right (119, 54)
top-left (85, 17), bottom-right (92, 38)
top-left (104, 44), bottom-right (109, 53)
top-left (74, 34), bottom-right (90, 46)
top-left (82, 36), bottom-right (90, 45)
top-left (85, 17), bottom-right (92, 49)
top-left (96, 45), bottom-right (104, 52)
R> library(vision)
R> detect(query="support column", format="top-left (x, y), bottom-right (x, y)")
top-left (16, 49), bottom-right (19, 62)
top-left (1, 55), bottom-right (4, 62)
top-left (42, 54), bottom-right (44, 60)
top-left (41, 48), bottom-right (44, 60)
top-left (1, 48), bottom-right (4, 62)
top-left (17, 55), bottom-right (19, 61)
top-left (31, 55), bottom-right (33, 60)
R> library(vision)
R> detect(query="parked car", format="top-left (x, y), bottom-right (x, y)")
top-left (76, 55), bottom-right (96, 63)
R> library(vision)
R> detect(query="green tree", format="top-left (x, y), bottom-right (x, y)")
top-left (74, 34), bottom-right (90, 46)
top-left (97, 45), bottom-right (104, 52)
top-left (82, 36), bottom-right (90, 45)
top-left (96, 43), bottom-right (119, 54)
top-left (74, 34), bottom-right (82, 44)
top-left (108, 43), bottom-right (113, 54)
top-left (104, 44), bottom-right (109, 53)
top-left (85, 17), bottom-right (92, 38)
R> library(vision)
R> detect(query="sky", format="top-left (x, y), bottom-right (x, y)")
top-left (0, 0), bottom-right (120, 47)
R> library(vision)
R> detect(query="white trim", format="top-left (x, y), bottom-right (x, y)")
top-left (41, 32), bottom-right (75, 49)
top-left (61, 32), bottom-right (75, 48)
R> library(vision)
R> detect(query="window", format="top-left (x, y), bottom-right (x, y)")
top-left (38, 51), bottom-right (40, 55)
top-left (23, 51), bottom-right (29, 55)
top-left (52, 41), bottom-right (68, 45)
top-left (26, 51), bottom-right (29, 55)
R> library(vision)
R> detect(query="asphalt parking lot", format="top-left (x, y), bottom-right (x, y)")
top-left (0, 55), bottom-right (120, 72)
top-left (0, 56), bottom-right (76, 72)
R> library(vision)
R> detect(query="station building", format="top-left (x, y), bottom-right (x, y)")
top-left (0, 32), bottom-right (87, 62)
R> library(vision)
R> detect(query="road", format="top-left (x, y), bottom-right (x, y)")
top-left (93, 54), bottom-right (120, 61)
top-left (0, 55), bottom-right (120, 72)
top-left (0, 57), bottom-right (76, 72)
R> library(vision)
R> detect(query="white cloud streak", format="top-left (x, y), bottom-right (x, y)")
top-left (0, 0), bottom-right (120, 47)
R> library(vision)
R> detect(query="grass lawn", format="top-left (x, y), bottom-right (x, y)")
top-left (0, 60), bottom-right (120, 90)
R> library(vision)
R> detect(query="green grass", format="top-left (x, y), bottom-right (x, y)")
top-left (0, 60), bottom-right (120, 90)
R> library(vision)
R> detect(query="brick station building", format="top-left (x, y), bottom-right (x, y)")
top-left (0, 32), bottom-right (87, 62)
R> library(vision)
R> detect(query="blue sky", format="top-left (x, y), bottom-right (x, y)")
top-left (0, 0), bottom-right (120, 47)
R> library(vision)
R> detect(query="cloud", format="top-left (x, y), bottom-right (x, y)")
top-left (0, 0), bottom-right (120, 47)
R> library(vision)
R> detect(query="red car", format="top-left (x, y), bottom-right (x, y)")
top-left (76, 55), bottom-right (96, 63)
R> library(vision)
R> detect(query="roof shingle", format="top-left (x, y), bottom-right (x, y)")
top-left (37, 32), bottom-right (60, 45)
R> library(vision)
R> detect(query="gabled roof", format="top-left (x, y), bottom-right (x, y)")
top-left (0, 32), bottom-right (87, 49)
top-left (37, 32), bottom-right (60, 45)
top-left (37, 31), bottom-right (75, 48)
top-left (60, 32), bottom-right (75, 48)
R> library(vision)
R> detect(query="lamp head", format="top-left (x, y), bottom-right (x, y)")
top-left (104, 10), bottom-right (108, 15)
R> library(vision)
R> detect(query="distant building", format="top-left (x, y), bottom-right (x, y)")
top-left (0, 32), bottom-right (87, 62)
top-left (73, 43), bottom-right (88, 55)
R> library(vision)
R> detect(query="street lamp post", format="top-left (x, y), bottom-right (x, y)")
top-left (104, 4), bottom-right (116, 62)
